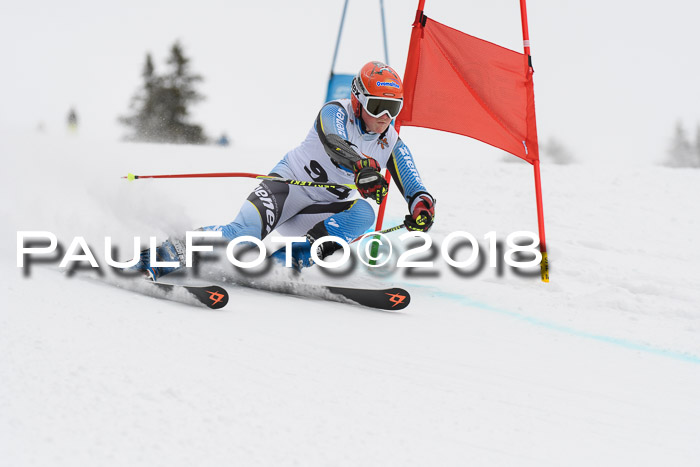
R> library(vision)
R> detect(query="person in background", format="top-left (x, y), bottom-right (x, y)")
top-left (67, 108), bottom-right (78, 132)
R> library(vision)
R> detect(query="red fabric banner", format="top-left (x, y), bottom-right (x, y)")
top-left (398, 15), bottom-right (539, 164)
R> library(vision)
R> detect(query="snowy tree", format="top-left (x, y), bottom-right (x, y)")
top-left (120, 53), bottom-right (160, 140)
top-left (665, 121), bottom-right (697, 168)
top-left (502, 136), bottom-right (576, 165)
top-left (694, 125), bottom-right (700, 167)
top-left (120, 42), bottom-right (208, 144)
top-left (542, 137), bottom-right (575, 165)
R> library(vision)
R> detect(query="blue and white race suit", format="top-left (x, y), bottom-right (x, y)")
top-left (202, 99), bottom-right (431, 244)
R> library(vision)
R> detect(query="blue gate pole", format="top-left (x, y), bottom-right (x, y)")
top-left (330, 0), bottom-right (350, 75)
top-left (379, 0), bottom-right (390, 64)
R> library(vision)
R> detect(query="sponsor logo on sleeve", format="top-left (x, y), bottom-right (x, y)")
top-left (397, 146), bottom-right (423, 184)
top-left (335, 108), bottom-right (348, 139)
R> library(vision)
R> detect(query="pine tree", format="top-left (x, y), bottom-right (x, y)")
top-left (160, 41), bottom-right (206, 144)
top-left (120, 53), bottom-right (160, 140)
top-left (120, 42), bottom-right (207, 144)
top-left (666, 121), bottom-right (694, 168)
top-left (543, 137), bottom-right (575, 165)
top-left (694, 124), bottom-right (700, 168)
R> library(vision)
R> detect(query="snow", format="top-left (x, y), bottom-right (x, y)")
top-left (2, 128), bottom-right (699, 466)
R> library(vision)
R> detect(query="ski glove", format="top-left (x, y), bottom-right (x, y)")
top-left (353, 157), bottom-right (388, 205)
top-left (404, 193), bottom-right (435, 232)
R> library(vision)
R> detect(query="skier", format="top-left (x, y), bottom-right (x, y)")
top-left (134, 61), bottom-right (436, 279)
top-left (67, 108), bottom-right (78, 132)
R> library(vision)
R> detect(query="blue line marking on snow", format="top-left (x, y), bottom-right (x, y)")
top-left (411, 285), bottom-right (700, 365)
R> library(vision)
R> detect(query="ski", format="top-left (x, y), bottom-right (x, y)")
top-left (325, 285), bottom-right (410, 310)
top-left (91, 275), bottom-right (230, 310)
top-left (233, 280), bottom-right (411, 311)
top-left (147, 282), bottom-right (229, 309)
top-left (102, 272), bottom-right (405, 311)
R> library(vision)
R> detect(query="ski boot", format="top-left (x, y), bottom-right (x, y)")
top-left (270, 235), bottom-right (341, 272)
top-left (129, 238), bottom-right (186, 281)
top-left (270, 236), bottom-right (315, 272)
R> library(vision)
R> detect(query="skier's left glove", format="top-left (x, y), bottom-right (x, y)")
top-left (353, 157), bottom-right (388, 205)
top-left (404, 193), bottom-right (435, 232)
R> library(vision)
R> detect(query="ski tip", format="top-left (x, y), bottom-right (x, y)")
top-left (148, 281), bottom-right (230, 310)
top-left (203, 286), bottom-right (229, 310)
top-left (326, 286), bottom-right (410, 311)
top-left (181, 284), bottom-right (229, 310)
top-left (384, 288), bottom-right (410, 310)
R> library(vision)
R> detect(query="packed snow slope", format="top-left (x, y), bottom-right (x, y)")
top-left (2, 128), bottom-right (700, 467)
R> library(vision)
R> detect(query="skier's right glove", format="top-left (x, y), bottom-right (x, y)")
top-left (404, 193), bottom-right (435, 232)
top-left (353, 157), bottom-right (388, 205)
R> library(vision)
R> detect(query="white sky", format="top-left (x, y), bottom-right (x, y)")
top-left (2, 0), bottom-right (699, 165)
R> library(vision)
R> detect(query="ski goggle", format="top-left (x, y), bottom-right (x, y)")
top-left (357, 93), bottom-right (403, 119)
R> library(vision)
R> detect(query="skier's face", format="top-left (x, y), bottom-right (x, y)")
top-left (362, 111), bottom-right (392, 134)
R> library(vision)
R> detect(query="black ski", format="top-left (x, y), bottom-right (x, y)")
top-left (102, 273), bottom-right (404, 311)
top-left (324, 286), bottom-right (410, 310)
top-left (146, 282), bottom-right (229, 309)
top-left (233, 280), bottom-right (411, 311)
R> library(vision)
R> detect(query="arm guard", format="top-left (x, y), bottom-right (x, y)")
top-left (315, 102), bottom-right (362, 171)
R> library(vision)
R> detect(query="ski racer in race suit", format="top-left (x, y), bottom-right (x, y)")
top-left (134, 61), bottom-right (436, 279)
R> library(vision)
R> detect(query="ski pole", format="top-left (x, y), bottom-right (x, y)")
top-left (123, 172), bottom-right (357, 190)
top-left (350, 224), bottom-right (405, 244)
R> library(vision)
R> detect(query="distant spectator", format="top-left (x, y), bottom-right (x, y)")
top-left (67, 108), bottom-right (78, 132)
top-left (216, 133), bottom-right (230, 147)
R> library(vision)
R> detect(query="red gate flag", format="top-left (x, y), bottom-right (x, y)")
top-left (398, 13), bottom-right (539, 164)
top-left (381, 1), bottom-right (549, 282)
